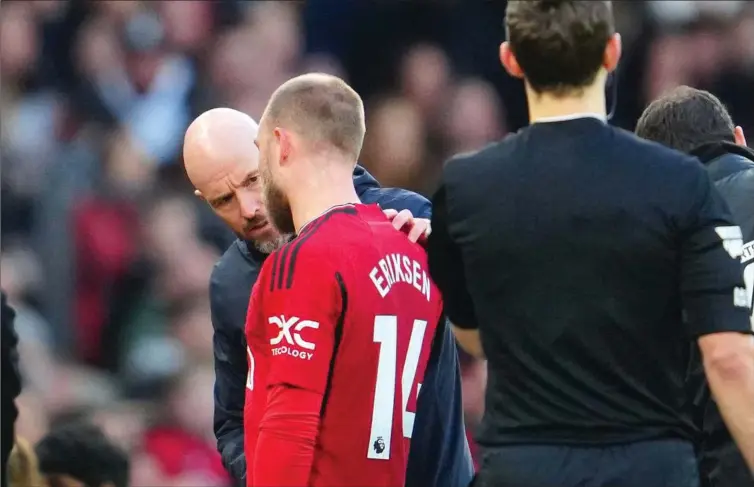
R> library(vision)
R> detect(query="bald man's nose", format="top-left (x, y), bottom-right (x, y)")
top-left (238, 192), bottom-right (262, 220)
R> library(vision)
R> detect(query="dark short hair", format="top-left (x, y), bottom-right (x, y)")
top-left (35, 422), bottom-right (130, 487)
top-left (505, 0), bottom-right (614, 95)
top-left (635, 86), bottom-right (735, 154)
top-left (263, 73), bottom-right (366, 159)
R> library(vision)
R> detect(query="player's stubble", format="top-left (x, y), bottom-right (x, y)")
top-left (259, 143), bottom-right (296, 236)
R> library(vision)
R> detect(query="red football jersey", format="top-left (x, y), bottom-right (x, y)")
top-left (244, 204), bottom-right (443, 487)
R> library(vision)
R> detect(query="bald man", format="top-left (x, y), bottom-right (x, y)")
top-left (183, 108), bottom-right (472, 486)
top-left (185, 108), bottom-right (288, 253)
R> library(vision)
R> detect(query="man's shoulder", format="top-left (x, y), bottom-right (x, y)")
top-left (620, 128), bottom-right (699, 164)
top-left (442, 137), bottom-right (518, 189)
top-left (447, 138), bottom-right (512, 168)
top-left (438, 139), bottom-right (512, 212)
top-left (359, 186), bottom-right (431, 219)
top-left (210, 239), bottom-right (261, 320)
top-left (714, 160), bottom-right (754, 243)
top-left (212, 240), bottom-right (259, 285)
top-left (603, 128), bottom-right (711, 204)
top-left (262, 229), bottom-right (339, 293)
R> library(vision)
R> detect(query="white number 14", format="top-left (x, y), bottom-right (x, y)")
top-left (367, 315), bottom-right (427, 460)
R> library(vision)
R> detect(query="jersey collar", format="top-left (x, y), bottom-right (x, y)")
top-left (298, 203), bottom-right (357, 234)
top-left (531, 113), bottom-right (607, 124)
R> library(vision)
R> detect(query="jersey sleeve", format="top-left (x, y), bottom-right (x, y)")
top-left (427, 184), bottom-right (478, 329)
top-left (679, 166), bottom-right (753, 337)
top-left (262, 246), bottom-right (345, 393)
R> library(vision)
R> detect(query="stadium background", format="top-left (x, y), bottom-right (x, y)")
top-left (1, 1), bottom-right (753, 485)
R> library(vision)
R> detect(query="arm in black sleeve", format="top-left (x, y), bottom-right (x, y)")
top-left (680, 166), bottom-right (752, 337)
top-left (427, 184), bottom-right (478, 329)
top-left (209, 277), bottom-right (247, 483)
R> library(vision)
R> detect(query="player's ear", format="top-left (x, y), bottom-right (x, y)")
top-left (499, 42), bottom-right (524, 79)
top-left (603, 33), bottom-right (622, 73)
top-left (274, 127), bottom-right (292, 166)
top-left (734, 126), bottom-right (747, 147)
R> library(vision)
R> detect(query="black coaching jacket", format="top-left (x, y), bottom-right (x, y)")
top-left (688, 141), bottom-right (754, 487)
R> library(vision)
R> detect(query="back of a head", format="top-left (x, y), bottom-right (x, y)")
top-left (35, 422), bottom-right (130, 487)
top-left (263, 73), bottom-right (365, 160)
top-left (505, 0), bottom-right (614, 95)
top-left (635, 86), bottom-right (736, 154)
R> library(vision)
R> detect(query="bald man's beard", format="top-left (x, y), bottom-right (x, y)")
top-left (238, 215), bottom-right (291, 254)
top-left (250, 232), bottom-right (291, 254)
top-left (261, 173), bottom-right (296, 237)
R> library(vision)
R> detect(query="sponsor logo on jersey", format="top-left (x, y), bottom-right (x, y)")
top-left (269, 315), bottom-right (318, 360)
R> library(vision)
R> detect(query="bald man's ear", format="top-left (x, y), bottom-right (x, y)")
top-left (194, 189), bottom-right (205, 201)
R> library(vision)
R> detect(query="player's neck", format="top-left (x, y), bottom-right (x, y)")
top-left (526, 78), bottom-right (607, 124)
top-left (288, 166), bottom-right (361, 234)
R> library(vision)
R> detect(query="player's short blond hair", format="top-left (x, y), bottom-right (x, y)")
top-left (264, 73), bottom-right (366, 159)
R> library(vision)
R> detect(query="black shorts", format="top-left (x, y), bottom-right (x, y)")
top-left (473, 439), bottom-right (700, 487)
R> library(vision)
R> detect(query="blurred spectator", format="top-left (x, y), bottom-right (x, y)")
top-left (400, 43), bottom-right (452, 128)
top-left (7, 438), bottom-right (43, 487)
top-left (35, 422), bottom-right (130, 487)
top-left (1, 0), bottom-right (752, 480)
top-left (141, 367), bottom-right (228, 485)
top-left (444, 78), bottom-right (506, 155)
top-left (361, 96), bottom-right (428, 193)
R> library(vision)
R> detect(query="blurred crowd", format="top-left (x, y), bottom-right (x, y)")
top-left (1, 1), bottom-right (753, 485)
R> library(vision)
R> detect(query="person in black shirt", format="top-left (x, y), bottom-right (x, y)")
top-left (636, 86), bottom-right (754, 487)
top-left (427, 2), bottom-right (754, 487)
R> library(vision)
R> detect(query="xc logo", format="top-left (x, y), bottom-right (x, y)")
top-left (269, 316), bottom-right (319, 350)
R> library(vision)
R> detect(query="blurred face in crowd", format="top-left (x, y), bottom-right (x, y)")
top-left (0, 2), bottom-right (39, 82)
top-left (184, 109), bottom-right (287, 253)
top-left (255, 116), bottom-right (295, 235)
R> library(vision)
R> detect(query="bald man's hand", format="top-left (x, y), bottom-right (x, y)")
top-left (384, 208), bottom-right (431, 245)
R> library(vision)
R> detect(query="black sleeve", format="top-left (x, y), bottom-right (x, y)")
top-left (680, 167), bottom-right (752, 337)
top-left (1, 292), bottom-right (22, 487)
top-left (427, 184), bottom-right (478, 329)
top-left (209, 276), bottom-right (247, 483)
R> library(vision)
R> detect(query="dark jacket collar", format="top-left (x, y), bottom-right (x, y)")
top-left (690, 141), bottom-right (754, 183)
top-left (240, 241), bottom-right (268, 263)
top-left (351, 164), bottom-right (381, 193)
top-left (238, 164), bottom-right (380, 260)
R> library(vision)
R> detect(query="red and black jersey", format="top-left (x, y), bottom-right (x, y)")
top-left (244, 203), bottom-right (444, 487)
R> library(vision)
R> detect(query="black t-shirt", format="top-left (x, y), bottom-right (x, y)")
top-left (428, 117), bottom-right (752, 446)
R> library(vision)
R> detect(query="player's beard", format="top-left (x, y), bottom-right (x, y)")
top-left (261, 164), bottom-right (296, 235)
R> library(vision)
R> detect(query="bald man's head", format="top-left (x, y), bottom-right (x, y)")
top-left (183, 108), bottom-right (285, 249)
top-left (183, 108), bottom-right (259, 189)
